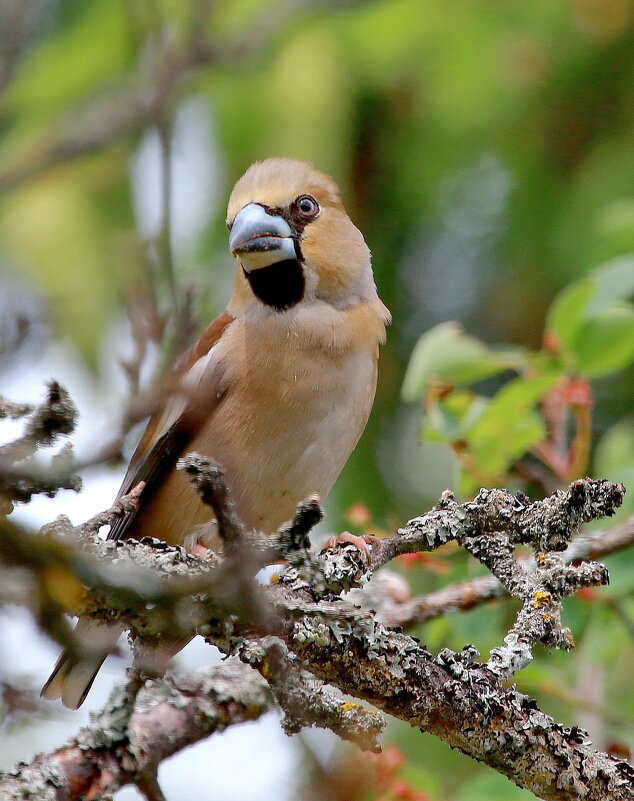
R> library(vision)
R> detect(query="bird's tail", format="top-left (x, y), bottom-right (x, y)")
top-left (40, 619), bottom-right (123, 709)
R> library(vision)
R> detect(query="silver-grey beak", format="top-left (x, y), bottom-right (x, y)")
top-left (229, 203), bottom-right (296, 272)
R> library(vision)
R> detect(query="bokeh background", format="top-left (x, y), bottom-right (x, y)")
top-left (0, 1), bottom-right (633, 799)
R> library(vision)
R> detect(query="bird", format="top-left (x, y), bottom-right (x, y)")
top-left (41, 157), bottom-right (390, 709)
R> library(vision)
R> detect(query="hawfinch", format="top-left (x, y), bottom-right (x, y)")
top-left (41, 157), bottom-right (390, 708)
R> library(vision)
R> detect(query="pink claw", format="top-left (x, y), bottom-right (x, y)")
top-left (321, 531), bottom-right (379, 563)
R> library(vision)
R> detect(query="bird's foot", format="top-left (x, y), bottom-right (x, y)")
top-left (321, 531), bottom-right (380, 563)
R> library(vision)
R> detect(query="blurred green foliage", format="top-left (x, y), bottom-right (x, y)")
top-left (0, 0), bottom-right (633, 799)
top-left (404, 255), bottom-right (634, 500)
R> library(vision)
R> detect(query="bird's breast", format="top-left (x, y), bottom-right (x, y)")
top-left (190, 304), bottom-right (380, 533)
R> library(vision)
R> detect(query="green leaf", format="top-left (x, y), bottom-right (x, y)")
top-left (587, 254), bottom-right (634, 314)
top-left (402, 322), bottom-right (522, 401)
top-left (400, 764), bottom-right (442, 799)
top-left (545, 255), bottom-right (634, 363)
top-left (595, 418), bottom-right (634, 477)
top-left (422, 392), bottom-right (488, 443)
top-left (455, 770), bottom-right (536, 801)
top-left (573, 303), bottom-right (634, 376)
top-left (467, 373), bottom-right (561, 476)
top-left (594, 419), bottom-right (634, 518)
top-left (472, 409), bottom-right (546, 478)
top-left (546, 279), bottom-right (595, 353)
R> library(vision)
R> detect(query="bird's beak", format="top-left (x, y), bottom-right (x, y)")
top-left (229, 203), bottom-right (296, 272)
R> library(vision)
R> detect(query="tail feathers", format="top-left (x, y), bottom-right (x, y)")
top-left (40, 620), bottom-right (123, 709)
top-left (40, 650), bottom-right (107, 709)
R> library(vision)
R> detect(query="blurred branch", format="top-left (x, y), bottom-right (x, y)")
top-left (380, 515), bottom-right (634, 629)
top-left (0, 0), bottom-right (368, 195)
top-left (0, 382), bottom-right (80, 510)
top-left (0, 660), bottom-right (272, 801)
top-left (157, 115), bottom-right (178, 318)
top-left (0, 381), bottom-right (76, 464)
top-left (0, 397), bottom-right (33, 419)
top-left (0, 458), bottom-right (82, 506)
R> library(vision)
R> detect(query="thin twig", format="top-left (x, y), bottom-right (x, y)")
top-left (380, 515), bottom-right (634, 629)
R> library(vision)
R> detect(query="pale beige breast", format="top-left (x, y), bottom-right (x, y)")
top-left (192, 304), bottom-right (379, 533)
top-left (132, 299), bottom-right (386, 545)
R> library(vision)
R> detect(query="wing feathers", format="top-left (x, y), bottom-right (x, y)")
top-left (108, 311), bottom-right (234, 541)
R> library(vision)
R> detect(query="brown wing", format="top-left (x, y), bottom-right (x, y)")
top-left (108, 311), bottom-right (234, 541)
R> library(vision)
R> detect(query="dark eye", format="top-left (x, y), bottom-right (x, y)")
top-left (295, 195), bottom-right (319, 219)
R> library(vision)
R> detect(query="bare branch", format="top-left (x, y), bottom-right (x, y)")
top-left (0, 660), bottom-right (271, 800)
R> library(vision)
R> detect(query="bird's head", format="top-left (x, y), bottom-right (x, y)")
top-left (226, 158), bottom-right (377, 314)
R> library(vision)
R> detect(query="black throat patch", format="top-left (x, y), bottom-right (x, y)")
top-left (243, 259), bottom-right (305, 311)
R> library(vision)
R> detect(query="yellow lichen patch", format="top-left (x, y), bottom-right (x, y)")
top-left (340, 701), bottom-right (364, 713)
top-left (532, 591), bottom-right (551, 608)
top-left (40, 563), bottom-right (87, 609)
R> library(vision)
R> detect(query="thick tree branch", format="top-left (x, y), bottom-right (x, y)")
top-left (0, 660), bottom-right (272, 800)
top-left (0, 460), bottom-right (631, 800)
top-left (240, 635), bottom-right (385, 751)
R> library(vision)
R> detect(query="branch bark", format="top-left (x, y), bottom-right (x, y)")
top-left (1, 467), bottom-right (631, 801)
top-left (0, 660), bottom-right (272, 800)
top-left (380, 515), bottom-right (634, 629)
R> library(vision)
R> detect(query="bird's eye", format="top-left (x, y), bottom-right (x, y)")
top-left (294, 195), bottom-right (320, 219)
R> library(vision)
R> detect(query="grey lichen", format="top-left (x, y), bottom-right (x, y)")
top-left (2, 472), bottom-right (631, 801)
top-left (240, 636), bottom-right (385, 751)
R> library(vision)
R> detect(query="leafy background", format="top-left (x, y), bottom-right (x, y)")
top-left (0, 1), bottom-right (633, 799)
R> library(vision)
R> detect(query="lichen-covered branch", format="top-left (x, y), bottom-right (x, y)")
top-left (178, 453), bottom-right (322, 564)
top-left (351, 481), bottom-right (625, 576)
top-left (0, 461), bottom-right (631, 800)
top-left (374, 515), bottom-right (634, 629)
top-left (0, 660), bottom-right (272, 800)
top-left (240, 635), bottom-right (385, 752)
top-left (282, 606), bottom-right (634, 801)
top-left (318, 482), bottom-right (622, 677)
